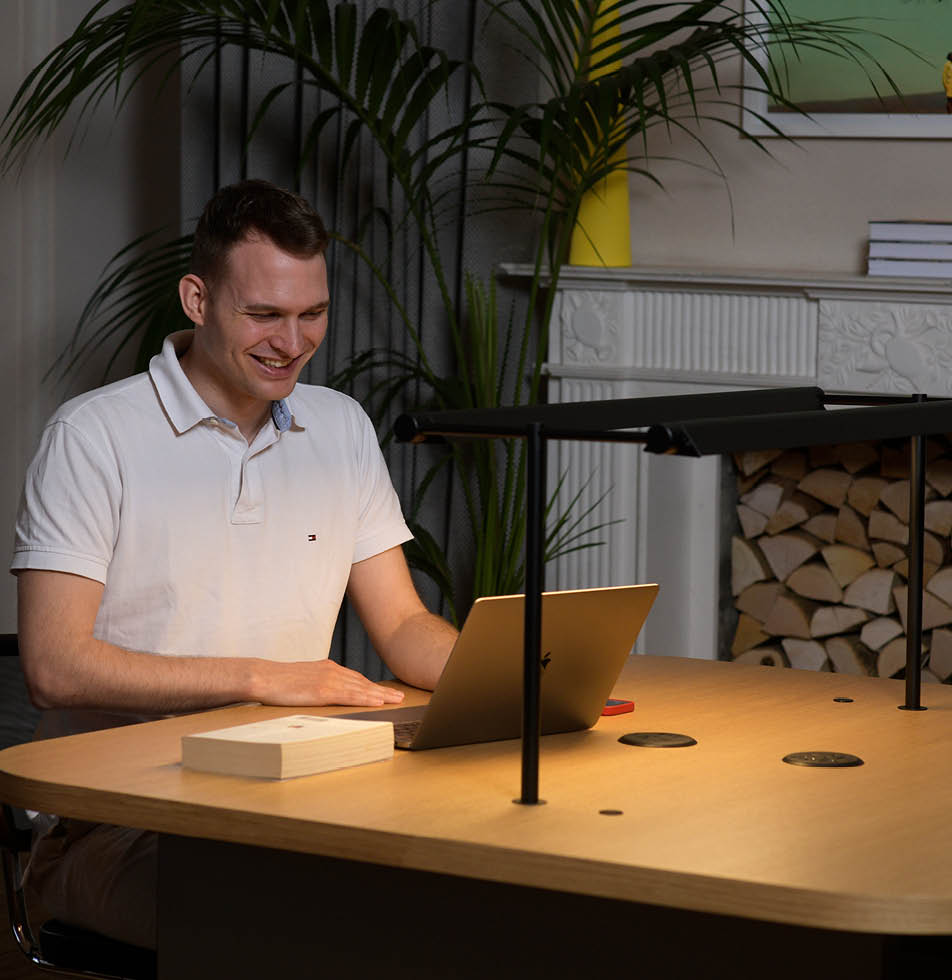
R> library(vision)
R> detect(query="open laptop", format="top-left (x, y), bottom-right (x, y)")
top-left (343, 583), bottom-right (658, 750)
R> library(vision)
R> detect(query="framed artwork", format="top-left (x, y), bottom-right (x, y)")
top-left (742, 0), bottom-right (952, 138)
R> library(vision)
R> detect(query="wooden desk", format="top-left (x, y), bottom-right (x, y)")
top-left (2, 656), bottom-right (951, 978)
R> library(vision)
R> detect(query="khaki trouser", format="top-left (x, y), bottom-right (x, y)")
top-left (26, 819), bottom-right (158, 950)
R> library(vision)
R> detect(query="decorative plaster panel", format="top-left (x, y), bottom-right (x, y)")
top-left (818, 301), bottom-right (952, 396)
top-left (559, 290), bottom-right (624, 366)
top-left (629, 291), bottom-right (817, 378)
top-left (558, 287), bottom-right (818, 378)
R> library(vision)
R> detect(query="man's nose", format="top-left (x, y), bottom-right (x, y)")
top-left (272, 317), bottom-right (305, 355)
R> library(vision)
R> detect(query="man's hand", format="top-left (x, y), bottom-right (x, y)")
top-left (252, 658), bottom-right (404, 707)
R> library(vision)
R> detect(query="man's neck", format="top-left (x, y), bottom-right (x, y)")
top-left (179, 348), bottom-right (272, 443)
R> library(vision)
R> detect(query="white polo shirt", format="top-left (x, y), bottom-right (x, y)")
top-left (12, 331), bottom-right (412, 686)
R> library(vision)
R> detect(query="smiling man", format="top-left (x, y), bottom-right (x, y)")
top-left (11, 179), bottom-right (457, 949)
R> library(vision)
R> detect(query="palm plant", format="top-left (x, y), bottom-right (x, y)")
top-left (0, 0), bottom-right (903, 620)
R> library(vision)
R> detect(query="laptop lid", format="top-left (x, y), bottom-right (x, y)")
top-left (351, 584), bottom-right (657, 750)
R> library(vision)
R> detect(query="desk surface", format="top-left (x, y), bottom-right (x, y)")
top-left (2, 655), bottom-right (952, 935)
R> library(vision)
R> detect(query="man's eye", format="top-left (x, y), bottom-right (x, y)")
top-left (249, 312), bottom-right (277, 321)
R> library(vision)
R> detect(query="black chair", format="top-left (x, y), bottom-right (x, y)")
top-left (0, 634), bottom-right (156, 979)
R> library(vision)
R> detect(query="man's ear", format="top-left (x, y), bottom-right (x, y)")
top-left (179, 274), bottom-right (208, 326)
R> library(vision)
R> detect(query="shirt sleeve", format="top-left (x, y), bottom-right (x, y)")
top-left (10, 419), bottom-right (121, 584)
top-left (350, 406), bottom-right (413, 563)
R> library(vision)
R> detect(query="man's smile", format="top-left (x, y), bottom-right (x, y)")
top-left (251, 354), bottom-right (295, 369)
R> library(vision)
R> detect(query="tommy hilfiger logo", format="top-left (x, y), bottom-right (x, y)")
top-left (307, 534), bottom-right (317, 542)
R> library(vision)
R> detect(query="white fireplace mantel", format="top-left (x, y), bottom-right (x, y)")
top-left (499, 264), bottom-right (952, 661)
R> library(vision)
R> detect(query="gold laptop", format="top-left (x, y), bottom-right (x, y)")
top-left (344, 584), bottom-right (658, 750)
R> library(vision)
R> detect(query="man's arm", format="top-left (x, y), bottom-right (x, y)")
top-left (346, 545), bottom-right (458, 691)
top-left (17, 569), bottom-right (405, 714)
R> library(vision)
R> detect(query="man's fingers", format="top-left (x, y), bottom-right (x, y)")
top-left (306, 660), bottom-right (405, 706)
top-left (257, 658), bottom-right (408, 707)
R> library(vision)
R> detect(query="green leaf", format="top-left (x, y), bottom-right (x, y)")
top-left (309, 0), bottom-right (333, 67)
top-left (333, 3), bottom-right (358, 89)
top-left (355, 8), bottom-right (400, 108)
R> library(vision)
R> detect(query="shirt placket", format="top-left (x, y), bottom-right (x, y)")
top-left (232, 422), bottom-right (280, 525)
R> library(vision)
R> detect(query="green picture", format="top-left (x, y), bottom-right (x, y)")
top-left (743, 0), bottom-right (952, 136)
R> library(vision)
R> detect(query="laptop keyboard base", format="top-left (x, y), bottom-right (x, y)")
top-left (393, 719), bottom-right (421, 749)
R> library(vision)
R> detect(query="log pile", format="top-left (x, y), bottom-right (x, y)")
top-left (730, 440), bottom-right (952, 683)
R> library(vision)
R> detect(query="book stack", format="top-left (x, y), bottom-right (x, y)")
top-left (867, 221), bottom-right (952, 279)
top-left (182, 713), bottom-right (394, 779)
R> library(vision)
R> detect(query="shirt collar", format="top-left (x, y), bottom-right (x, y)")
top-left (271, 399), bottom-right (294, 432)
top-left (148, 330), bottom-right (302, 435)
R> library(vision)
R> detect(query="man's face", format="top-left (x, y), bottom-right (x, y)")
top-left (181, 234), bottom-right (329, 419)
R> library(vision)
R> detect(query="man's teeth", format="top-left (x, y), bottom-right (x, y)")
top-left (257, 357), bottom-right (291, 368)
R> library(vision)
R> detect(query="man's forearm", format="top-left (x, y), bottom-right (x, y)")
top-left (24, 638), bottom-right (405, 714)
top-left (345, 547), bottom-right (458, 691)
top-left (23, 635), bottom-right (263, 714)
top-left (17, 569), bottom-right (404, 713)
top-left (380, 610), bottom-right (458, 691)
top-left (18, 569), bottom-right (259, 713)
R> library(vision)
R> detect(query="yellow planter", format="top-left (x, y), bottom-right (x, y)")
top-left (568, 3), bottom-right (631, 267)
top-left (569, 167), bottom-right (631, 266)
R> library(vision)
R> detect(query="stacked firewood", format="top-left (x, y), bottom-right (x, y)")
top-left (730, 440), bottom-right (952, 683)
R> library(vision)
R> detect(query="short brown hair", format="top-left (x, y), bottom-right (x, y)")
top-left (190, 179), bottom-right (329, 283)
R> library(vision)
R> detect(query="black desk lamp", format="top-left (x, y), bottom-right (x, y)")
top-left (395, 387), bottom-right (947, 802)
